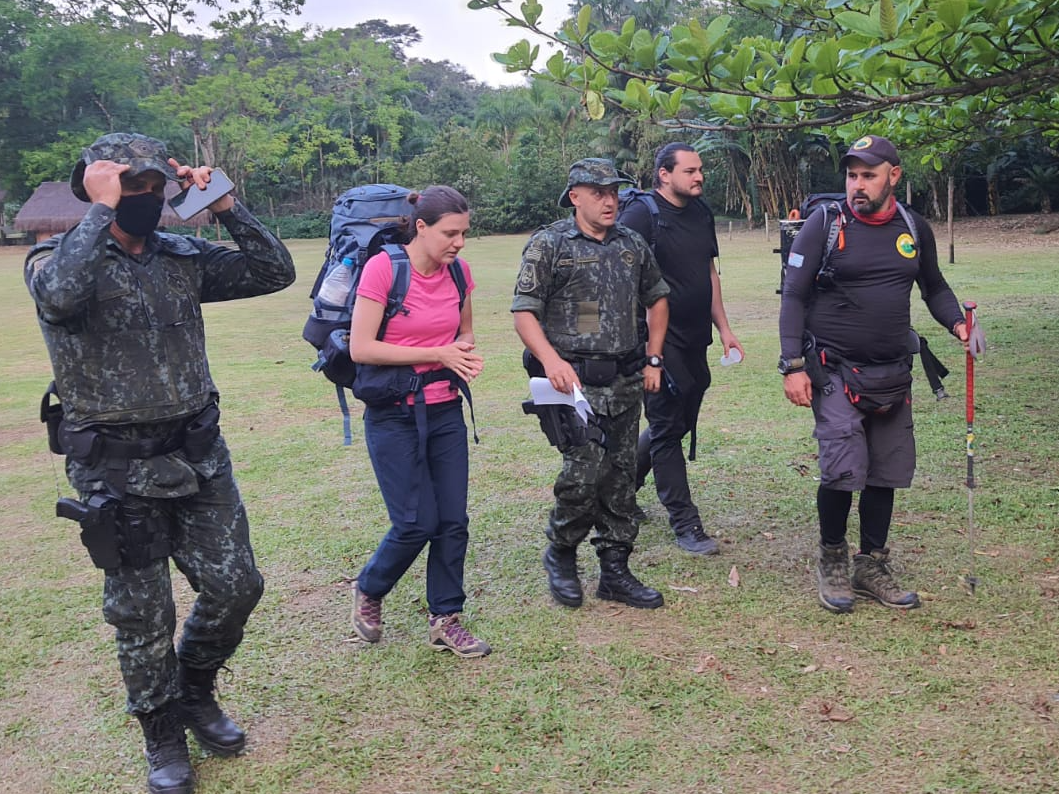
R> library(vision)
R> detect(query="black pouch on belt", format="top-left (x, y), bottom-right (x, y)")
top-left (39, 381), bottom-right (64, 455)
top-left (183, 402), bottom-right (220, 462)
top-left (577, 358), bottom-right (618, 387)
top-left (838, 358), bottom-right (913, 413)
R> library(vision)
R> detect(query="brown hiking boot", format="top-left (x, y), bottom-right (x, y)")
top-left (817, 541), bottom-right (854, 614)
top-left (351, 580), bottom-right (383, 642)
top-left (852, 548), bottom-right (921, 609)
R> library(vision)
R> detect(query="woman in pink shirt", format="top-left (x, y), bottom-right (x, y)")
top-left (348, 186), bottom-right (490, 658)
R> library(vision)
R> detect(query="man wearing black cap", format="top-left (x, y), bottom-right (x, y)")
top-left (25, 133), bottom-right (295, 793)
top-left (779, 134), bottom-right (969, 614)
top-left (513, 157), bottom-right (671, 610)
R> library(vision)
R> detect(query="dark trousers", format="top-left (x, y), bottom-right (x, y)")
top-left (636, 345), bottom-right (711, 533)
top-left (102, 465), bottom-right (264, 715)
top-left (357, 400), bottom-right (470, 616)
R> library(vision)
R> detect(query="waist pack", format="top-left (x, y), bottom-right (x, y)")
top-left (836, 357), bottom-right (913, 413)
top-left (352, 364), bottom-right (457, 407)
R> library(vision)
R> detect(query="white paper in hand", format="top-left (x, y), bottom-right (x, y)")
top-left (529, 377), bottom-right (594, 425)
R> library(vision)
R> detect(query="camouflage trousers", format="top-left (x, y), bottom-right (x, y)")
top-left (547, 397), bottom-right (641, 552)
top-left (100, 465), bottom-right (264, 715)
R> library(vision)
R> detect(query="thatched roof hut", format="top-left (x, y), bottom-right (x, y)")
top-left (14, 181), bottom-right (191, 240)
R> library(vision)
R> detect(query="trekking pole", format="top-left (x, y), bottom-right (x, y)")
top-left (962, 300), bottom-right (980, 595)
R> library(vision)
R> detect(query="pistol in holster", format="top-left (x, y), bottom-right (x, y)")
top-left (56, 492), bottom-right (122, 572)
top-left (522, 401), bottom-right (606, 453)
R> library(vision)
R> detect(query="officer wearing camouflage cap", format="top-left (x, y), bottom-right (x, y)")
top-left (513, 157), bottom-right (671, 612)
top-left (25, 132), bottom-right (295, 794)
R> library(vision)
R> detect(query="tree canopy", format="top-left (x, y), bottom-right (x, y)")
top-left (475, 1), bottom-right (1059, 162)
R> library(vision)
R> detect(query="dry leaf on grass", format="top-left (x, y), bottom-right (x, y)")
top-left (819, 702), bottom-right (855, 722)
top-left (728, 566), bottom-right (740, 587)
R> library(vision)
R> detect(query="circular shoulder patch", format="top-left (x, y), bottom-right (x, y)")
top-left (852, 136), bottom-right (874, 151)
top-left (621, 249), bottom-right (636, 266)
top-left (896, 233), bottom-right (916, 259)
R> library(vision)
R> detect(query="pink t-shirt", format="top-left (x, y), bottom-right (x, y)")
top-left (356, 249), bottom-right (476, 405)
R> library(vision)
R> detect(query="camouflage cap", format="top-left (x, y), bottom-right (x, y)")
top-left (558, 157), bottom-right (634, 208)
top-left (70, 132), bottom-right (179, 202)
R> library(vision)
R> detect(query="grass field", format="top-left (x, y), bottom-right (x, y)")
top-left (1, 218), bottom-right (1057, 793)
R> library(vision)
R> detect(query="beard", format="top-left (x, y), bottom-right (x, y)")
top-left (850, 181), bottom-right (894, 216)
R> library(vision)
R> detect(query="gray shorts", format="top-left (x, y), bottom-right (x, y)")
top-left (812, 373), bottom-right (915, 491)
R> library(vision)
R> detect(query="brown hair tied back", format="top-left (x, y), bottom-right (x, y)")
top-left (404, 185), bottom-right (469, 239)
top-left (653, 142), bottom-right (697, 188)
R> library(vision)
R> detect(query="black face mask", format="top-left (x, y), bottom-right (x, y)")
top-left (115, 192), bottom-right (164, 237)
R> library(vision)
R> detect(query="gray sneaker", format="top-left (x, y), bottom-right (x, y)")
top-left (351, 581), bottom-right (383, 643)
top-left (852, 548), bottom-right (921, 609)
top-left (817, 541), bottom-right (854, 614)
top-left (428, 614), bottom-right (492, 658)
top-left (674, 525), bottom-right (720, 556)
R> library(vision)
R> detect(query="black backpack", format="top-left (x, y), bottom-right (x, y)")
top-left (302, 184), bottom-right (467, 444)
top-left (617, 187), bottom-right (716, 251)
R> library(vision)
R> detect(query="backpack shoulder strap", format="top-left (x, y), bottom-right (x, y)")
top-left (379, 243), bottom-right (411, 338)
top-left (448, 257), bottom-right (468, 311)
top-left (894, 202), bottom-right (919, 251)
top-left (639, 191), bottom-right (660, 247)
top-left (817, 200), bottom-right (847, 275)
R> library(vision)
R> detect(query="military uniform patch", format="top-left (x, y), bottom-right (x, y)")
top-left (517, 263), bottom-right (538, 293)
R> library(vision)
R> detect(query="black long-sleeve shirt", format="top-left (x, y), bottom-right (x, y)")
top-left (779, 202), bottom-right (963, 363)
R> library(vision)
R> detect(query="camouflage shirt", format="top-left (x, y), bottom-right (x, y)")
top-left (25, 200), bottom-right (295, 496)
top-left (512, 216), bottom-right (669, 357)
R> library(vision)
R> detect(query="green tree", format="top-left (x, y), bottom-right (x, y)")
top-left (474, 0), bottom-right (1059, 155)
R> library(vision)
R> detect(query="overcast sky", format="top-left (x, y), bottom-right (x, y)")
top-left (289, 0), bottom-right (569, 87)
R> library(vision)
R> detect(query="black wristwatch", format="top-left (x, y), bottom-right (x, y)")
top-left (646, 354), bottom-right (664, 368)
top-left (777, 356), bottom-right (805, 375)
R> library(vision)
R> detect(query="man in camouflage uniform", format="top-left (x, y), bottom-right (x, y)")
top-left (513, 158), bottom-right (670, 610)
top-left (25, 133), bottom-right (295, 794)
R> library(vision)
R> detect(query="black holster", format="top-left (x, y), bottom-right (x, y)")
top-left (522, 401), bottom-right (606, 453)
top-left (56, 492), bottom-right (122, 572)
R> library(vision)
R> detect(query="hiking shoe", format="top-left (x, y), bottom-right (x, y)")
top-left (817, 541), bottom-right (854, 614)
top-left (351, 581), bottom-right (383, 643)
top-left (852, 548), bottom-right (921, 609)
top-left (674, 525), bottom-right (720, 556)
top-left (428, 614), bottom-right (492, 658)
top-left (632, 502), bottom-right (648, 523)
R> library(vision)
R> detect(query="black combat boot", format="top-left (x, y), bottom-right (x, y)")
top-left (543, 543), bottom-right (583, 607)
top-left (596, 546), bottom-right (664, 609)
top-left (177, 666), bottom-right (246, 757)
top-left (137, 704), bottom-right (194, 794)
